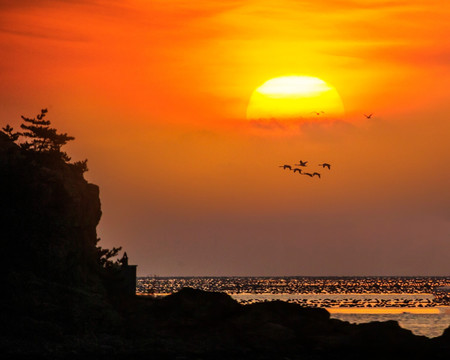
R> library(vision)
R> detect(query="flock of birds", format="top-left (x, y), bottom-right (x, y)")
top-left (279, 161), bottom-right (331, 179)
top-left (278, 114), bottom-right (374, 179)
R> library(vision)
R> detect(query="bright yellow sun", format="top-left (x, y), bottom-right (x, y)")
top-left (246, 76), bottom-right (345, 121)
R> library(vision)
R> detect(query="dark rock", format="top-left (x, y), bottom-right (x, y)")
top-left (0, 135), bottom-right (102, 285)
top-left (160, 287), bottom-right (241, 321)
top-left (0, 131), bottom-right (119, 343)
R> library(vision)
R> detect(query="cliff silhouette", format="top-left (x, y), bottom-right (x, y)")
top-left (1, 112), bottom-right (449, 359)
top-left (1, 131), bottom-right (101, 283)
top-left (0, 114), bottom-right (124, 347)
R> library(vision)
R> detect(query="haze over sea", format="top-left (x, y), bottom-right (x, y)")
top-left (137, 276), bottom-right (450, 338)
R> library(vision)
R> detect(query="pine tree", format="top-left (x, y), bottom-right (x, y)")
top-left (1, 124), bottom-right (20, 141)
top-left (97, 244), bottom-right (123, 267)
top-left (20, 108), bottom-right (74, 161)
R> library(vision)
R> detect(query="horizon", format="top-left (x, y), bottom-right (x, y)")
top-left (137, 274), bottom-right (450, 279)
top-left (1, 0), bottom-right (449, 277)
top-left (136, 275), bottom-right (450, 278)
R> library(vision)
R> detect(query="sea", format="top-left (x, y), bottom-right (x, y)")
top-left (136, 276), bottom-right (450, 338)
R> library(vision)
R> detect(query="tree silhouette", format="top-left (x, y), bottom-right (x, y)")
top-left (20, 108), bottom-right (74, 162)
top-left (2, 124), bottom-right (20, 141)
top-left (97, 244), bottom-right (123, 268)
top-left (3, 109), bottom-right (89, 173)
top-left (73, 159), bottom-right (89, 174)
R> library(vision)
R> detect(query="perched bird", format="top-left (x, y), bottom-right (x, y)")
top-left (295, 160), bottom-right (308, 167)
top-left (312, 172), bottom-right (321, 178)
top-left (41, 108), bottom-right (48, 114)
top-left (319, 163), bottom-right (331, 170)
top-left (293, 168), bottom-right (302, 174)
top-left (279, 165), bottom-right (292, 170)
top-left (364, 113), bottom-right (373, 119)
top-left (303, 172), bottom-right (313, 177)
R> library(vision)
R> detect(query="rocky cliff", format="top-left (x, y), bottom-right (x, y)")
top-left (0, 131), bottom-right (101, 284)
top-left (0, 128), bottom-right (121, 344)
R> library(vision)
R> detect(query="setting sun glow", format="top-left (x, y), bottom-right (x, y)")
top-left (247, 76), bottom-right (345, 122)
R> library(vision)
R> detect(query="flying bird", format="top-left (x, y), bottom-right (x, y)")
top-left (312, 172), bottom-right (321, 178)
top-left (311, 111), bottom-right (325, 116)
top-left (295, 160), bottom-right (308, 167)
top-left (364, 113), bottom-right (373, 119)
top-left (319, 163), bottom-right (331, 170)
top-left (293, 168), bottom-right (302, 174)
top-left (279, 165), bottom-right (292, 170)
top-left (303, 172), bottom-right (313, 177)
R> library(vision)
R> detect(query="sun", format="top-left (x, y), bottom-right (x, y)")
top-left (246, 75), bottom-right (345, 122)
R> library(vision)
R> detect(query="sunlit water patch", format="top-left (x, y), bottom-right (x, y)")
top-left (330, 311), bottom-right (450, 338)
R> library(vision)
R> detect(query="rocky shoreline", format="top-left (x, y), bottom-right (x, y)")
top-left (2, 288), bottom-right (450, 359)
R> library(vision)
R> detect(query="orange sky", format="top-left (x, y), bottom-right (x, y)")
top-left (1, 0), bottom-right (449, 275)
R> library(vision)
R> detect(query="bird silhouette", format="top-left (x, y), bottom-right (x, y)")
top-left (311, 111), bottom-right (325, 116)
top-left (312, 172), bottom-right (321, 178)
top-left (319, 163), bottom-right (331, 170)
top-left (364, 113), bottom-right (373, 119)
top-left (41, 108), bottom-right (48, 114)
top-left (293, 168), bottom-right (302, 174)
top-left (294, 160), bottom-right (308, 167)
top-left (279, 165), bottom-right (292, 170)
top-left (303, 172), bottom-right (313, 177)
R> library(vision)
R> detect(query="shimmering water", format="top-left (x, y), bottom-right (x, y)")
top-left (137, 276), bottom-right (450, 338)
top-left (331, 312), bottom-right (450, 338)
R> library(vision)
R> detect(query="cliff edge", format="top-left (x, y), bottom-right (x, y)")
top-left (1, 131), bottom-right (102, 283)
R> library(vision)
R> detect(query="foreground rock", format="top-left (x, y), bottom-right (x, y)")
top-left (6, 288), bottom-right (448, 359)
top-left (120, 288), bottom-right (446, 359)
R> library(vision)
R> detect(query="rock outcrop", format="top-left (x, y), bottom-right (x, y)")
top-left (127, 289), bottom-right (437, 359)
top-left (0, 130), bottom-right (118, 344)
top-left (1, 131), bottom-right (101, 284)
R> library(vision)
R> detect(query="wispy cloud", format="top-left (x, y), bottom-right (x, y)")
top-left (0, 0), bottom-right (106, 10)
top-left (0, 26), bottom-right (90, 42)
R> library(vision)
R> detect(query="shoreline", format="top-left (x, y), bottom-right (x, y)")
top-left (327, 307), bottom-right (448, 314)
top-left (137, 293), bottom-right (450, 313)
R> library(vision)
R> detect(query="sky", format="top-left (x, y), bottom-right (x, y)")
top-left (1, 0), bottom-right (449, 276)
